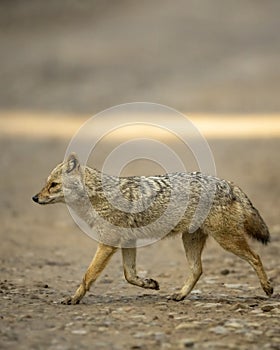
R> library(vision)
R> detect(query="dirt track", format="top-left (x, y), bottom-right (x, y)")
top-left (0, 125), bottom-right (279, 350)
top-left (1, 1), bottom-right (280, 348)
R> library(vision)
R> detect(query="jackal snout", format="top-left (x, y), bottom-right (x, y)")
top-left (32, 194), bottom-right (39, 203)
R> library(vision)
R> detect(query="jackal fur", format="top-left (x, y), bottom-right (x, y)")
top-left (32, 153), bottom-right (273, 304)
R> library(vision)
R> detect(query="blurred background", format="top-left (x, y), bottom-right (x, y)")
top-left (1, 0), bottom-right (280, 113)
top-left (1, 2), bottom-right (280, 349)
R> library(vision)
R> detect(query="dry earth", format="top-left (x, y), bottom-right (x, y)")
top-left (1, 1), bottom-right (280, 349)
top-left (0, 121), bottom-right (279, 350)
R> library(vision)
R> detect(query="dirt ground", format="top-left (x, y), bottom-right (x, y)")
top-left (1, 1), bottom-right (280, 349)
top-left (0, 130), bottom-right (279, 350)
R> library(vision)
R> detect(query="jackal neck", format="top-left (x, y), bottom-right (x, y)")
top-left (83, 166), bottom-right (104, 197)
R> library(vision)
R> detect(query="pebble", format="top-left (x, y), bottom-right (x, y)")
top-left (130, 315), bottom-right (147, 320)
top-left (73, 315), bottom-right (83, 320)
top-left (71, 329), bottom-right (87, 335)
top-left (191, 289), bottom-right (202, 294)
top-left (224, 283), bottom-right (246, 289)
top-left (265, 330), bottom-right (280, 337)
top-left (29, 294), bottom-right (40, 300)
top-left (250, 309), bottom-right (264, 314)
top-left (133, 332), bottom-right (150, 338)
top-left (247, 322), bottom-right (261, 328)
top-left (230, 303), bottom-right (248, 311)
top-left (225, 320), bottom-right (243, 329)
top-left (204, 277), bottom-right (219, 284)
top-left (210, 326), bottom-right (229, 335)
top-left (251, 330), bottom-right (263, 335)
top-left (202, 302), bottom-right (221, 309)
top-left (261, 305), bottom-right (275, 312)
top-left (174, 315), bottom-right (190, 320)
top-left (179, 338), bottom-right (195, 348)
top-left (19, 314), bottom-right (32, 320)
top-left (100, 278), bottom-right (113, 284)
top-left (175, 323), bottom-right (196, 330)
top-left (154, 332), bottom-right (166, 342)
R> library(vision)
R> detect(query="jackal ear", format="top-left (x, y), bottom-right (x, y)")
top-left (66, 153), bottom-right (80, 174)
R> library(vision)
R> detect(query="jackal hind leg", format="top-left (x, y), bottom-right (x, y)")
top-left (122, 247), bottom-right (159, 290)
top-left (171, 230), bottom-right (207, 301)
top-left (213, 230), bottom-right (273, 297)
top-left (62, 243), bottom-right (117, 305)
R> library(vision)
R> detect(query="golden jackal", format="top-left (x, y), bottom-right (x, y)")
top-left (32, 154), bottom-right (273, 304)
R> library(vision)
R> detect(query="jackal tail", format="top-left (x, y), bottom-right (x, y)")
top-left (233, 186), bottom-right (270, 245)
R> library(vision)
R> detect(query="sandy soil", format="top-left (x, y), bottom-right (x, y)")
top-left (1, 1), bottom-right (280, 349)
top-left (0, 121), bottom-right (279, 350)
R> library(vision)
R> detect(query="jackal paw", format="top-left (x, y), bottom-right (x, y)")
top-left (264, 282), bottom-right (274, 297)
top-left (143, 278), bottom-right (160, 290)
top-left (169, 292), bottom-right (186, 302)
top-left (61, 296), bottom-right (80, 305)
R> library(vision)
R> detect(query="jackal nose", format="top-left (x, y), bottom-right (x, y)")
top-left (32, 194), bottom-right (39, 203)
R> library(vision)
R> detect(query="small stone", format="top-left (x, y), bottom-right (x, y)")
top-left (210, 326), bottom-right (229, 335)
top-left (225, 320), bottom-right (243, 329)
top-left (0, 284), bottom-right (9, 290)
top-left (261, 305), bottom-right (274, 312)
top-left (123, 306), bottom-right (134, 312)
top-left (224, 283), bottom-right (245, 289)
top-left (130, 315), bottom-right (147, 320)
top-left (175, 323), bottom-right (195, 330)
top-left (19, 314), bottom-right (32, 320)
top-left (73, 315), bottom-right (83, 320)
top-left (100, 278), bottom-right (113, 284)
top-left (29, 294), bottom-right (39, 300)
top-left (249, 303), bottom-right (259, 308)
top-left (133, 332), bottom-right (149, 338)
top-left (154, 332), bottom-right (166, 342)
top-left (191, 289), bottom-right (202, 294)
top-left (71, 329), bottom-right (87, 335)
top-left (202, 303), bottom-right (221, 309)
top-left (158, 272), bottom-right (170, 278)
top-left (174, 316), bottom-right (190, 320)
top-left (179, 338), bottom-right (195, 348)
top-left (230, 303), bottom-right (248, 311)
top-left (221, 269), bottom-right (230, 275)
top-left (251, 309), bottom-right (263, 314)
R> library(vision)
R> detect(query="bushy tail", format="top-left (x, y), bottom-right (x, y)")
top-left (232, 186), bottom-right (270, 245)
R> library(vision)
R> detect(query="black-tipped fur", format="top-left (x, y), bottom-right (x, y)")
top-left (233, 186), bottom-right (270, 245)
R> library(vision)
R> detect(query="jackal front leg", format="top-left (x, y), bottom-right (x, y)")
top-left (62, 243), bottom-right (117, 305)
top-left (122, 247), bottom-right (159, 290)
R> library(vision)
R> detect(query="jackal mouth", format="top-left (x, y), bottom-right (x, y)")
top-left (38, 200), bottom-right (53, 205)
top-left (39, 198), bottom-right (56, 205)
top-left (32, 195), bottom-right (56, 205)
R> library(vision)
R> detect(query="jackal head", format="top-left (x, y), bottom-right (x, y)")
top-left (32, 153), bottom-right (85, 205)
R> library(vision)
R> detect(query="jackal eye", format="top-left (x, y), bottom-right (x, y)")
top-left (49, 181), bottom-right (59, 189)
